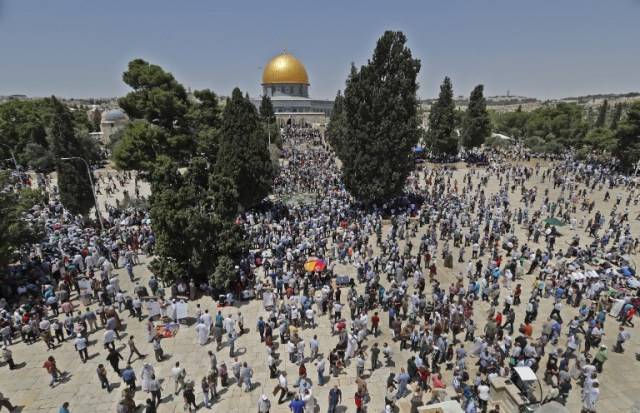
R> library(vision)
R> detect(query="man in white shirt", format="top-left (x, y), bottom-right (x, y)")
top-left (103, 329), bottom-right (116, 350)
top-left (171, 361), bottom-right (186, 395)
top-left (74, 335), bottom-right (88, 363)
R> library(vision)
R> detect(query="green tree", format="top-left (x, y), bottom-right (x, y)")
top-left (594, 99), bottom-right (608, 128)
top-left (326, 90), bottom-right (347, 157)
top-left (583, 127), bottom-right (616, 153)
top-left (614, 101), bottom-right (640, 171)
top-left (339, 31), bottom-right (421, 203)
top-left (215, 88), bottom-right (275, 209)
top-left (427, 77), bottom-right (458, 155)
top-left (118, 59), bottom-right (192, 163)
top-left (461, 85), bottom-right (491, 148)
top-left (0, 172), bottom-right (44, 273)
top-left (0, 99), bottom-right (99, 171)
top-left (148, 156), bottom-right (247, 285)
top-left (259, 95), bottom-right (275, 123)
top-left (610, 102), bottom-right (623, 130)
top-left (49, 97), bottom-right (95, 217)
top-left (112, 120), bottom-right (169, 173)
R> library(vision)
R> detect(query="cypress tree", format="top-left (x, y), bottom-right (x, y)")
top-left (259, 95), bottom-right (275, 123)
top-left (326, 90), bottom-right (347, 157)
top-left (50, 96), bottom-right (95, 217)
top-left (461, 85), bottom-right (491, 148)
top-left (427, 77), bottom-right (458, 155)
top-left (595, 99), bottom-right (608, 128)
top-left (339, 31), bottom-right (421, 204)
top-left (215, 88), bottom-right (275, 209)
top-left (610, 102), bottom-right (623, 130)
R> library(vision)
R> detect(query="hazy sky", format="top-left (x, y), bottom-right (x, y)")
top-left (1, 0), bottom-right (639, 100)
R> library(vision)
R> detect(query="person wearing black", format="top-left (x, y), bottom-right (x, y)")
top-left (106, 347), bottom-right (123, 376)
top-left (144, 398), bottom-right (157, 413)
top-left (183, 384), bottom-right (197, 412)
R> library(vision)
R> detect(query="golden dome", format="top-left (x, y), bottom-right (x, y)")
top-left (262, 52), bottom-right (309, 85)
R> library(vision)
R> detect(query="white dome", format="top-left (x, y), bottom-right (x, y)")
top-left (102, 109), bottom-right (126, 122)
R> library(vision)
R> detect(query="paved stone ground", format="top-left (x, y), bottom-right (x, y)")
top-left (3, 162), bottom-right (640, 413)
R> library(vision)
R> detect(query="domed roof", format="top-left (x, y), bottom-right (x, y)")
top-left (102, 109), bottom-right (126, 122)
top-left (262, 52), bottom-right (309, 85)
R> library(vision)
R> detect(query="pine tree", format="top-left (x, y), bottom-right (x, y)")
top-left (610, 102), bottom-right (623, 130)
top-left (594, 99), bottom-right (608, 128)
top-left (339, 31), bottom-right (421, 204)
top-left (461, 85), bottom-right (491, 149)
top-left (427, 77), bottom-right (458, 155)
top-left (215, 88), bottom-right (275, 209)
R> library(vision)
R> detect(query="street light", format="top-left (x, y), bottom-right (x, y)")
top-left (0, 143), bottom-right (18, 171)
top-left (60, 156), bottom-right (105, 232)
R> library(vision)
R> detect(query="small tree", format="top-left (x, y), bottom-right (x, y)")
top-left (614, 101), bottom-right (640, 171)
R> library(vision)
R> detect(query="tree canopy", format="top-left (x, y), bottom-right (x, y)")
top-left (0, 98), bottom-right (100, 171)
top-left (333, 30), bottom-right (420, 204)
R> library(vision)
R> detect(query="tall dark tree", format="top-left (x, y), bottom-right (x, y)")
top-left (215, 88), bottom-right (275, 209)
top-left (49, 97), bottom-right (95, 217)
top-left (339, 31), bottom-right (421, 203)
top-left (614, 101), bottom-right (640, 171)
top-left (610, 102), bottom-right (623, 130)
top-left (427, 77), bottom-right (458, 155)
top-left (259, 95), bottom-right (275, 123)
top-left (461, 85), bottom-right (491, 148)
top-left (594, 99), bottom-right (608, 128)
top-left (326, 90), bottom-right (347, 157)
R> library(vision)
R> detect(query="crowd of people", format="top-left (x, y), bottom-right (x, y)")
top-left (1, 126), bottom-right (640, 413)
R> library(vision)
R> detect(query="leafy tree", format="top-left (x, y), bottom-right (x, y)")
top-left (594, 99), bottom-right (608, 128)
top-left (215, 88), bottom-right (274, 209)
top-left (427, 77), bottom-right (458, 155)
top-left (326, 90), bottom-right (347, 157)
top-left (90, 109), bottom-right (102, 132)
top-left (461, 85), bottom-right (491, 148)
top-left (583, 127), bottom-right (616, 153)
top-left (259, 95), bottom-right (275, 123)
top-left (610, 102), bottom-right (623, 130)
top-left (186, 89), bottom-right (221, 130)
top-left (118, 59), bottom-right (189, 131)
top-left (339, 31), bottom-right (421, 204)
top-left (0, 172), bottom-right (44, 273)
top-left (112, 120), bottom-right (169, 173)
top-left (491, 109), bottom-right (530, 140)
top-left (614, 101), bottom-right (640, 171)
top-left (0, 99), bottom-right (99, 171)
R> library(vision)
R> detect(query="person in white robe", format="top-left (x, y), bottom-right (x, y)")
top-left (140, 363), bottom-right (155, 393)
top-left (196, 322), bottom-right (209, 345)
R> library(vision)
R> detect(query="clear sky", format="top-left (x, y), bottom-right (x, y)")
top-left (1, 0), bottom-right (639, 100)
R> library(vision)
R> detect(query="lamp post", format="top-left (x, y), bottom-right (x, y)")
top-left (60, 156), bottom-right (104, 232)
top-left (0, 143), bottom-right (18, 171)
